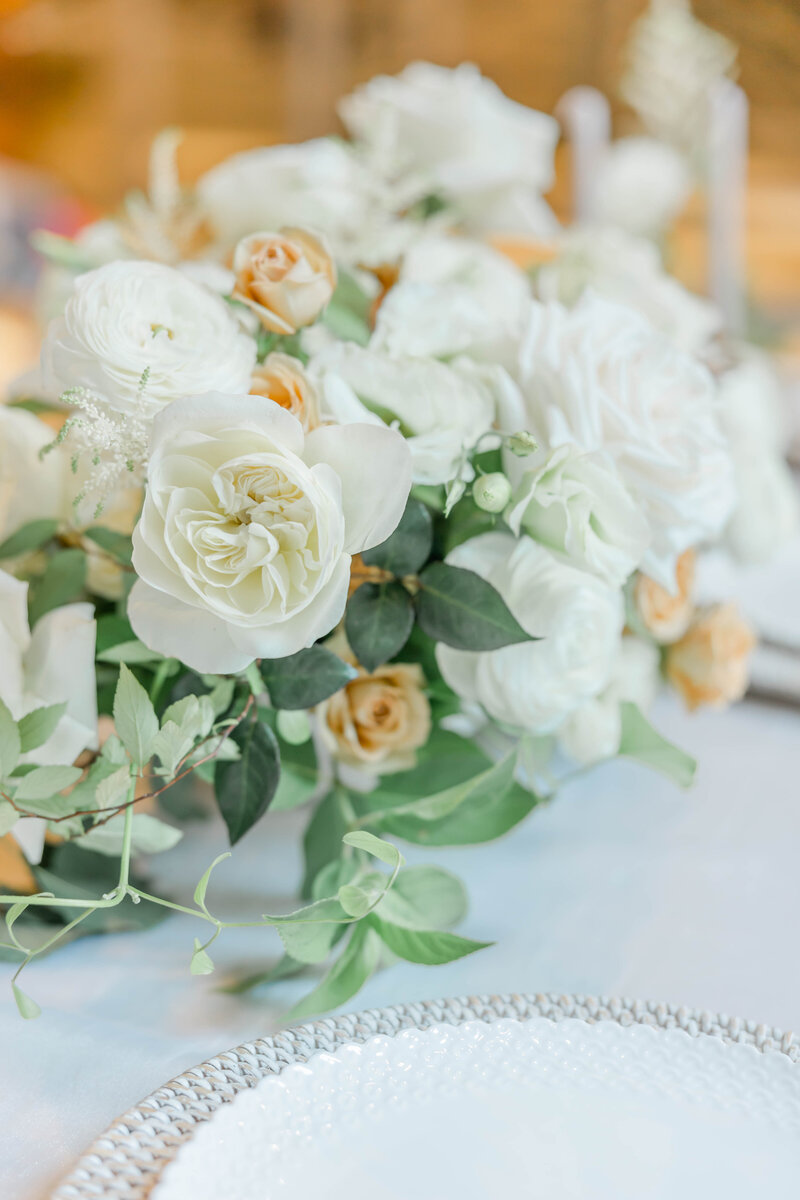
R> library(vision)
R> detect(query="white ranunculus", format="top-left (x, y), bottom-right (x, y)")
top-left (436, 532), bottom-right (624, 735)
top-left (592, 137), bottom-right (692, 239)
top-left (507, 444), bottom-right (651, 587)
top-left (0, 569), bottom-right (97, 863)
top-left (371, 233), bottom-right (531, 368)
top-left (0, 406), bottom-right (68, 544)
top-left (41, 261), bottom-right (256, 420)
top-left (309, 344), bottom-right (503, 486)
top-left (511, 294), bottom-right (736, 590)
top-left (534, 226), bottom-right (721, 356)
top-left (128, 393), bottom-right (412, 674)
top-left (339, 62), bottom-right (559, 236)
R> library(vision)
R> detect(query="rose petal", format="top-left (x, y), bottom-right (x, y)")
top-left (128, 580), bottom-right (256, 674)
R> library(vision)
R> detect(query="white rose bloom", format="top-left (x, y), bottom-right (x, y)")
top-left (507, 443), bottom-right (650, 587)
top-left (592, 137), bottom-right (692, 240)
top-left (511, 294), bottom-right (736, 590)
top-left (41, 261), bottom-right (256, 420)
top-left (0, 406), bottom-right (68, 544)
top-left (310, 344), bottom-right (502, 486)
top-left (128, 393), bottom-right (412, 674)
top-left (716, 351), bottom-right (799, 563)
top-left (557, 635), bottom-right (661, 766)
top-left (0, 569), bottom-right (97, 863)
top-left (534, 226), bottom-right (721, 356)
top-left (436, 532), bottom-right (624, 735)
top-left (339, 62), bottom-right (559, 237)
top-left (371, 234), bottom-right (531, 368)
top-left (196, 138), bottom-right (411, 267)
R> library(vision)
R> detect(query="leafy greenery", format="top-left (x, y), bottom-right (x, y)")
top-left (345, 581), bottom-right (415, 671)
top-left (259, 647), bottom-right (356, 710)
top-left (362, 499), bottom-right (433, 577)
top-left (618, 702), bottom-right (697, 787)
top-left (415, 562), bottom-right (534, 651)
top-left (214, 718), bottom-right (280, 844)
top-left (0, 519), bottom-right (59, 560)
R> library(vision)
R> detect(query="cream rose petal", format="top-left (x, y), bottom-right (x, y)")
top-left (303, 423), bottom-right (413, 554)
top-left (24, 602), bottom-right (98, 764)
top-left (128, 582), bottom-right (257, 674)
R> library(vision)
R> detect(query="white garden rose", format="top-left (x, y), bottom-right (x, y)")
top-left (592, 137), bottom-right (692, 240)
top-left (196, 138), bottom-right (411, 267)
top-left (534, 226), bottom-right (720, 356)
top-left (309, 344), bottom-right (501, 486)
top-left (371, 233), bottom-right (531, 368)
top-left (0, 406), bottom-right (68, 545)
top-left (128, 393), bottom-right (412, 673)
top-left (0, 568), bottom-right (97, 863)
top-left (41, 261), bottom-right (256, 420)
top-left (436, 532), bottom-right (623, 735)
top-left (506, 444), bottom-right (650, 587)
top-left (511, 294), bottom-right (736, 589)
top-left (339, 62), bottom-right (559, 237)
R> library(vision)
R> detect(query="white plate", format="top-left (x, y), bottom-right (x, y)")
top-left (53, 994), bottom-right (800, 1200)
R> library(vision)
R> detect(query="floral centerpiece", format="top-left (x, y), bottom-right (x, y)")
top-left (0, 61), bottom-right (766, 1020)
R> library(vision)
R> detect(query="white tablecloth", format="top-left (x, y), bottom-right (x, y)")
top-left (3, 694), bottom-right (800, 1199)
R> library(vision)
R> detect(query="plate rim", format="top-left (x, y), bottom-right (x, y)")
top-left (51, 991), bottom-right (800, 1200)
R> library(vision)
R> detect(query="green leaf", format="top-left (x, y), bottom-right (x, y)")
top-left (17, 704), bottom-right (67, 754)
top-left (268, 895), bottom-right (349, 964)
top-left (342, 830), bottom-right (403, 868)
top-left (337, 881), bottom-right (380, 918)
top-left (286, 925), bottom-right (381, 1020)
top-left (97, 641), bottom-right (164, 665)
top-left (345, 581), bottom-right (414, 672)
top-left (362, 499), bottom-right (433, 577)
top-left (415, 562), bottom-right (533, 651)
top-left (12, 982), bottom-right (41, 1020)
top-left (215, 718), bottom-right (280, 844)
top-left (618, 702), bottom-right (697, 788)
top-left (95, 614), bottom-right (137, 657)
top-left (13, 764), bottom-right (82, 802)
top-left (378, 752), bottom-right (516, 823)
top-left (193, 851), bottom-right (231, 914)
top-left (271, 738), bottom-right (319, 812)
top-left (301, 789), bottom-right (350, 897)
top-left (0, 699), bottom-right (21, 779)
top-left (0, 800), bottom-right (17, 836)
top-left (321, 270), bottom-right (372, 346)
top-left (78, 813), bottom-right (182, 856)
top-left (0, 518), bottom-right (59, 560)
top-left (376, 865), bottom-right (468, 930)
top-left (113, 664), bottom-right (159, 767)
top-left (380, 776), bottom-right (540, 846)
top-left (259, 647), bottom-right (356, 710)
top-left (190, 937), bottom-right (215, 976)
top-left (370, 918), bottom-right (491, 965)
top-left (28, 549), bottom-right (87, 626)
top-left (83, 526), bottom-right (134, 566)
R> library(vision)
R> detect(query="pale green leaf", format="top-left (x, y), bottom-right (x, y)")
top-left (0, 518), bottom-right (59, 560)
top-left (78, 813), bottom-right (182, 856)
top-left (0, 699), bottom-right (21, 779)
top-left (113, 664), bottom-right (158, 767)
top-left (342, 830), bottom-right (403, 868)
top-left (618, 702), bottom-right (697, 788)
top-left (17, 704), bottom-right (67, 754)
top-left (375, 865), bottom-right (467, 930)
top-left (286, 925), bottom-right (381, 1021)
top-left (193, 852), bottom-right (231, 914)
top-left (337, 881), bottom-right (380, 918)
top-left (94, 765), bottom-right (131, 810)
top-left (0, 800), bottom-right (18, 836)
top-left (12, 982), bottom-right (41, 1020)
top-left (371, 918), bottom-right (491, 965)
top-left (190, 937), bottom-right (215, 976)
top-left (97, 641), bottom-right (165, 665)
top-left (13, 764), bottom-right (82, 802)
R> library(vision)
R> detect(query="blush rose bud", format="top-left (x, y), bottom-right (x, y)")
top-left (232, 227), bottom-right (337, 335)
top-left (473, 472), bottom-right (512, 513)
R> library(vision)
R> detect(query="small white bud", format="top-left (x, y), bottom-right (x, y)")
top-left (473, 472), bottom-right (512, 513)
top-left (276, 709), bottom-right (311, 745)
top-left (507, 430), bottom-right (539, 457)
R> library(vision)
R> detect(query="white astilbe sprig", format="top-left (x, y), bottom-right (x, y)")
top-left (43, 380), bottom-right (150, 518)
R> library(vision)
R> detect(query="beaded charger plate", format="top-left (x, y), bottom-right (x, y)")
top-left (52, 993), bottom-right (800, 1200)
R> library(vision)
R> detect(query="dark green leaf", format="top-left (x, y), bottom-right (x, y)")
top-left (0, 518), bottom-right (59, 560)
top-left (286, 925), bottom-right (381, 1020)
top-left (345, 582), bottom-right (414, 671)
top-left (370, 918), bottom-right (490, 964)
top-left (215, 718), bottom-right (280, 844)
top-left (415, 562), bottom-right (533, 651)
top-left (362, 499), bottom-right (433, 577)
top-left (260, 646), bottom-right (356, 710)
top-left (17, 704), bottom-right (67, 754)
top-left (28, 549), bottom-right (87, 626)
top-left (301, 790), bottom-right (350, 897)
top-left (83, 526), bottom-right (134, 566)
top-left (618, 702), bottom-right (696, 788)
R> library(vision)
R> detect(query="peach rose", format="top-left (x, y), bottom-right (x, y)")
top-left (633, 549), bottom-right (695, 644)
top-left (666, 603), bottom-right (756, 712)
top-left (249, 352), bottom-right (321, 432)
top-left (318, 661), bottom-right (431, 775)
top-left (232, 227), bottom-right (336, 335)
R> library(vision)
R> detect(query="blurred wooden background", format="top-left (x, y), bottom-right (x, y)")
top-left (0, 0), bottom-right (797, 315)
